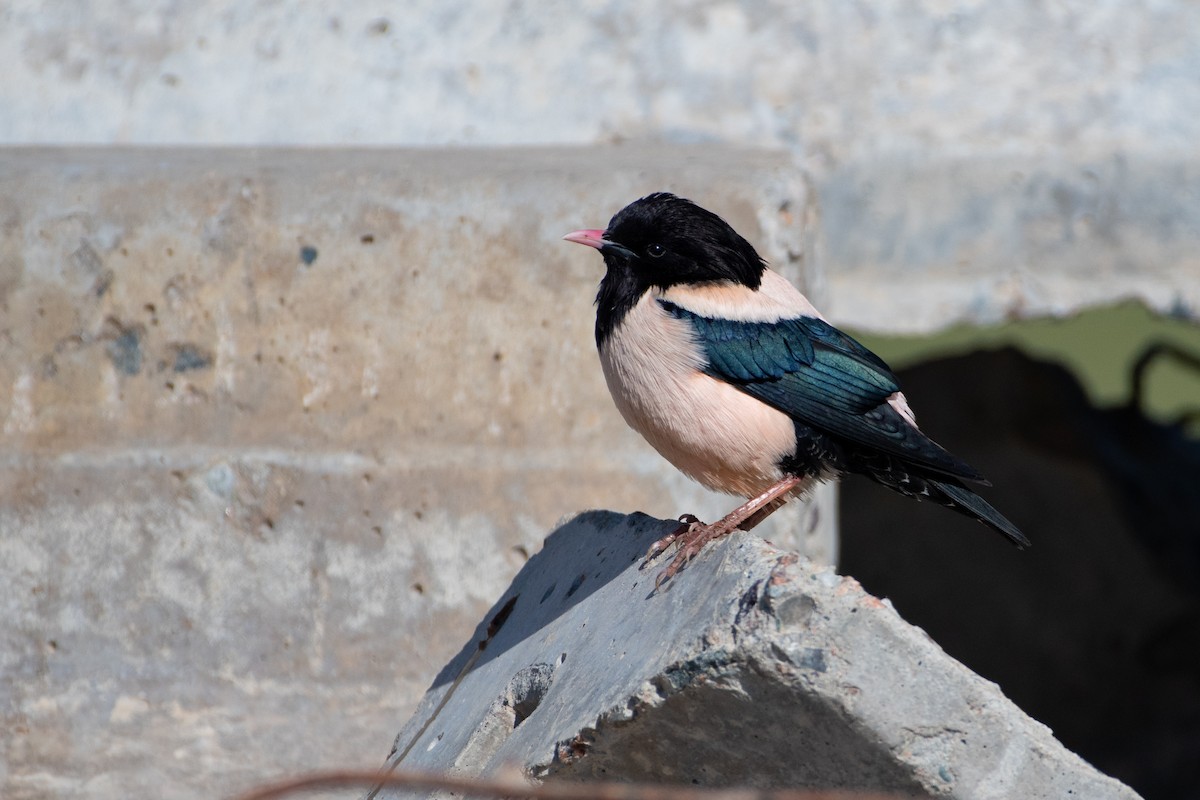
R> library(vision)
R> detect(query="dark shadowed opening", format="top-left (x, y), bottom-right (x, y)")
top-left (840, 304), bottom-right (1200, 800)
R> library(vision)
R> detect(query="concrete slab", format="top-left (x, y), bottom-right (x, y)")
top-left (820, 156), bottom-right (1200, 333)
top-left (379, 511), bottom-right (1140, 800)
top-left (0, 146), bottom-right (832, 800)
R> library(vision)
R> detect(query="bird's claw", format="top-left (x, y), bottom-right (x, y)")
top-left (644, 513), bottom-right (702, 562)
top-left (645, 513), bottom-right (733, 590)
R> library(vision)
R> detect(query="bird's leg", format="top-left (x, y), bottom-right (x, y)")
top-left (738, 491), bottom-right (798, 534)
top-left (647, 475), bottom-right (805, 588)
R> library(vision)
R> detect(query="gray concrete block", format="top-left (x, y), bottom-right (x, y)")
top-left (821, 155), bottom-right (1200, 333)
top-left (0, 146), bottom-right (831, 800)
top-left (380, 511), bottom-right (1140, 800)
top-left (5, 2), bottom-right (1197, 161)
top-left (7, 3), bottom-right (1199, 332)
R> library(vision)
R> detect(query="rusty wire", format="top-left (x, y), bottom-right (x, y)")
top-left (232, 767), bottom-right (919, 800)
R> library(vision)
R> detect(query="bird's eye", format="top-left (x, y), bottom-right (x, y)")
top-left (646, 243), bottom-right (667, 258)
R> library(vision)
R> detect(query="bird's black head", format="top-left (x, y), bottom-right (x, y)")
top-left (565, 193), bottom-right (767, 346)
top-left (599, 192), bottom-right (765, 291)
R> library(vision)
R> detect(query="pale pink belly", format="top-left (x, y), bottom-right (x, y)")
top-left (601, 349), bottom-right (798, 498)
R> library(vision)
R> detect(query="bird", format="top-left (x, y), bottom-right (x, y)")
top-left (562, 192), bottom-right (1028, 585)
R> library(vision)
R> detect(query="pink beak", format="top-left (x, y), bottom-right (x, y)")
top-left (562, 229), bottom-right (607, 250)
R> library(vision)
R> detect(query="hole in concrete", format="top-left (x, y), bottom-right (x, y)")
top-left (565, 573), bottom-right (586, 598)
top-left (508, 662), bottom-right (556, 728)
top-left (840, 303), bottom-right (1200, 798)
top-left (452, 661), bottom-right (560, 769)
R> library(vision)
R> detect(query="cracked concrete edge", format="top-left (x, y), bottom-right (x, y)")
top-left (381, 511), bottom-right (1140, 800)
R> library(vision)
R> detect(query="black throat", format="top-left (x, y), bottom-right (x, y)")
top-left (594, 262), bottom-right (644, 349)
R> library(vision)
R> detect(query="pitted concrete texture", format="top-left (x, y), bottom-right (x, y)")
top-left (5, 4), bottom-right (1199, 333)
top-left (380, 511), bottom-right (1141, 800)
top-left (0, 146), bottom-right (833, 800)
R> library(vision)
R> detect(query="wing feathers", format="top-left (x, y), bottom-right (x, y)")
top-left (658, 298), bottom-right (985, 483)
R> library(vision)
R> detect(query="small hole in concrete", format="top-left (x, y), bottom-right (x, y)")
top-left (507, 662), bottom-right (556, 729)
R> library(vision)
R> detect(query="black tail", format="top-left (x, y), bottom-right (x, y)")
top-left (929, 479), bottom-right (1030, 548)
top-left (818, 425), bottom-right (1029, 548)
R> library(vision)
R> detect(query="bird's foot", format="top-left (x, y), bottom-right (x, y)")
top-left (644, 513), bottom-right (739, 590)
top-left (645, 513), bottom-right (703, 561)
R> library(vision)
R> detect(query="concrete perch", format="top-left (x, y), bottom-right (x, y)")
top-left (376, 511), bottom-right (1140, 799)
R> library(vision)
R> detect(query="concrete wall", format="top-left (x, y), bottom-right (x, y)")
top-left (0, 145), bottom-right (833, 799)
top-left (4, 2), bottom-right (1198, 329)
top-left (5, 2), bottom-right (1196, 155)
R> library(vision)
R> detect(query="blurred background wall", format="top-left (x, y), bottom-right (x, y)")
top-left (2, 2), bottom-right (1198, 799)
top-left (6, 3), bottom-right (1196, 154)
top-left (5, 2), bottom-right (1198, 327)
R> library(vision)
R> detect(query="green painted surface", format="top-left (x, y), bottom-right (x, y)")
top-left (849, 303), bottom-right (1200, 432)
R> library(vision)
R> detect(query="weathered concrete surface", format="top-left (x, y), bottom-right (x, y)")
top-left (5, 2), bottom-right (1196, 157)
top-left (380, 511), bottom-right (1140, 799)
top-left (820, 155), bottom-right (1200, 333)
top-left (0, 146), bottom-right (833, 800)
top-left (6, 3), bottom-right (1199, 332)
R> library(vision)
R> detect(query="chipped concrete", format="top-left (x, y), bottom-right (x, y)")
top-left (380, 511), bottom-right (1141, 800)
